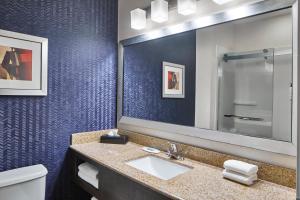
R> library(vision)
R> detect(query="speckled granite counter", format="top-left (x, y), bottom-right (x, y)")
top-left (70, 142), bottom-right (296, 200)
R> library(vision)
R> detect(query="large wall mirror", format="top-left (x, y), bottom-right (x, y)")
top-left (119, 0), bottom-right (298, 158)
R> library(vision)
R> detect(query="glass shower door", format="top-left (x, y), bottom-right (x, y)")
top-left (218, 48), bottom-right (292, 141)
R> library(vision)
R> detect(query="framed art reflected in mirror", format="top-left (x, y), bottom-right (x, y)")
top-left (162, 62), bottom-right (185, 99)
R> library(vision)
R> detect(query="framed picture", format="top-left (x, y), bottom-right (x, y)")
top-left (162, 61), bottom-right (185, 98)
top-left (0, 29), bottom-right (48, 96)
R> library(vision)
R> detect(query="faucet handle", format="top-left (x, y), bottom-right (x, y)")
top-left (170, 143), bottom-right (177, 153)
top-left (166, 142), bottom-right (184, 160)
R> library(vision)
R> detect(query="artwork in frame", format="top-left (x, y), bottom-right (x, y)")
top-left (162, 62), bottom-right (185, 98)
top-left (0, 29), bottom-right (48, 96)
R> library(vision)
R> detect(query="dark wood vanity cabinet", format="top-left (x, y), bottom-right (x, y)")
top-left (70, 149), bottom-right (171, 200)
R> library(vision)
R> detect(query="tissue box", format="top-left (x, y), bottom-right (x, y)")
top-left (100, 134), bottom-right (128, 144)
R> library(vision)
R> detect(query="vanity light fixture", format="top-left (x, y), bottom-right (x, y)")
top-left (212, 0), bottom-right (234, 5)
top-left (151, 0), bottom-right (169, 23)
top-left (178, 0), bottom-right (197, 16)
top-left (131, 8), bottom-right (147, 30)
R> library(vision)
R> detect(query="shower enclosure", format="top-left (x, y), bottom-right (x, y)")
top-left (218, 48), bottom-right (292, 142)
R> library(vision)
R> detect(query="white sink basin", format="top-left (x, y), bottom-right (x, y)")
top-left (126, 156), bottom-right (191, 180)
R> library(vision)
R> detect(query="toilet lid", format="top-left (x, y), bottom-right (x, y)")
top-left (0, 164), bottom-right (47, 188)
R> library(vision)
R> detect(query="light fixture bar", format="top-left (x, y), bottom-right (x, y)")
top-left (122, 0), bottom-right (293, 46)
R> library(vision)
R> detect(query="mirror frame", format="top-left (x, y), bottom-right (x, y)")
top-left (118, 0), bottom-right (298, 168)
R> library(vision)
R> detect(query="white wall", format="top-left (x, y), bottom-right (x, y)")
top-left (118, 0), bottom-right (260, 41)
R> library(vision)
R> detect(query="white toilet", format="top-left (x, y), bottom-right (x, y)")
top-left (0, 164), bottom-right (48, 200)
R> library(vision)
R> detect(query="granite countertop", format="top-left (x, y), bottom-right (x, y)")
top-left (70, 142), bottom-right (296, 200)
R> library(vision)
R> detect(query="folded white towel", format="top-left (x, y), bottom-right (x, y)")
top-left (78, 171), bottom-right (98, 189)
top-left (79, 169), bottom-right (98, 181)
top-left (78, 162), bottom-right (99, 179)
top-left (91, 197), bottom-right (98, 200)
top-left (224, 160), bottom-right (258, 176)
top-left (222, 169), bottom-right (257, 186)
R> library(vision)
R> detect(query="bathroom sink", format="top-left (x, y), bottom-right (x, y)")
top-left (126, 156), bottom-right (191, 180)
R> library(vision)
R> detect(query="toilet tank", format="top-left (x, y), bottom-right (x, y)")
top-left (0, 164), bottom-right (48, 200)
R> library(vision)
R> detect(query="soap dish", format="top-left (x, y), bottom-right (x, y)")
top-left (142, 147), bottom-right (160, 154)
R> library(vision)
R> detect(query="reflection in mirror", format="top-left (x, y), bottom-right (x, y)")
top-left (195, 9), bottom-right (292, 142)
top-left (218, 48), bottom-right (291, 141)
top-left (122, 8), bottom-right (293, 142)
top-left (123, 31), bottom-right (196, 126)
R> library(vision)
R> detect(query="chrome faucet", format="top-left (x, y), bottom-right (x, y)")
top-left (166, 142), bottom-right (184, 160)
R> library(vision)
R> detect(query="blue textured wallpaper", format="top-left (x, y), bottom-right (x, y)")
top-left (123, 31), bottom-right (196, 126)
top-left (0, 0), bottom-right (118, 200)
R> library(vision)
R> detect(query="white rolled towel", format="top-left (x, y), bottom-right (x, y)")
top-left (223, 169), bottom-right (257, 186)
top-left (224, 160), bottom-right (258, 176)
top-left (78, 162), bottom-right (99, 179)
top-left (78, 171), bottom-right (99, 189)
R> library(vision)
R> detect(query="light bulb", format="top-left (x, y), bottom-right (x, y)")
top-left (178, 0), bottom-right (197, 16)
top-left (151, 0), bottom-right (168, 23)
top-left (212, 0), bottom-right (234, 5)
top-left (131, 8), bottom-right (146, 30)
